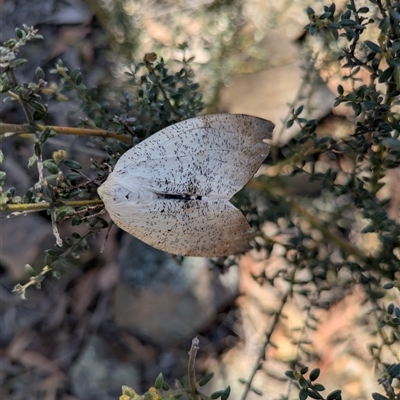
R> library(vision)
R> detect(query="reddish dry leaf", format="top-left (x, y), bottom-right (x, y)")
top-left (18, 350), bottom-right (61, 373)
top-left (70, 267), bottom-right (100, 315)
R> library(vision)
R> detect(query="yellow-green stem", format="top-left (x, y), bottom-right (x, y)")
top-left (1, 199), bottom-right (104, 213)
top-left (0, 123), bottom-right (131, 142)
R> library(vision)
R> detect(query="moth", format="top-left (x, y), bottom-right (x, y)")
top-left (98, 114), bottom-right (274, 257)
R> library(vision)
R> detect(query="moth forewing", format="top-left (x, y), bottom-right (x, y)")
top-left (98, 114), bottom-right (274, 256)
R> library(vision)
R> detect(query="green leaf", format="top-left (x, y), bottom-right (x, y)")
top-left (361, 225), bottom-right (375, 233)
top-left (75, 72), bottom-right (83, 85)
top-left (327, 389), bottom-right (342, 400)
top-left (300, 366), bottom-right (308, 374)
top-left (43, 161), bottom-right (59, 174)
top-left (11, 58), bottom-right (28, 68)
top-left (221, 385), bottom-right (230, 400)
top-left (379, 67), bottom-right (393, 83)
top-left (365, 40), bottom-right (382, 53)
top-left (198, 372), bottom-right (214, 387)
top-left (15, 28), bottom-right (24, 38)
top-left (340, 19), bottom-right (357, 26)
top-left (388, 363), bottom-right (400, 378)
top-left (299, 376), bottom-right (308, 389)
top-left (307, 390), bottom-right (322, 399)
top-left (295, 105), bottom-right (304, 116)
top-left (383, 283), bottom-right (394, 289)
top-left (39, 128), bottom-right (57, 144)
top-left (309, 368), bottom-right (320, 381)
top-left (35, 67), bottom-right (45, 80)
top-left (371, 394), bottom-right (389, 400)
top-left (0, 150), bottom-right (3, 164)
top-left (307, 7), bottom-right (315, 15)
top-left (64, 159), bottom-right (83, 170)
top-left (299, 388), bottom-right (308, 400)
top-left (56, 206), bottom-right (75, 221)
top-left (28, 154), bottom-right (38, 168)
top-left (66, 173), bottom-right (82, 181)
top-left (25, 264), bottom-right (35, 275)
top-left (285, 370), bottom-right (295, 379)
top-left (211, 390), bottom-right (223, 399)
top-left (154, 372), bottom-right (164, 389)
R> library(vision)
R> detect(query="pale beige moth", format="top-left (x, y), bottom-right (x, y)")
top-left (98, 114), bottom-right (274, 257)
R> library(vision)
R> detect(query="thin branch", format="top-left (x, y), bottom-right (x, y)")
top-left (246, 179), bottom-right (368, 263)
top-left (8, 68), bottom-right (35, 125)
top-left (1, 199), bottom-right (103, 213)
top-left (188, 337), bottom-right (200, 400)
top-left (0, 123), bottom-right (131, 143)
top-left (144, 57), bottom-right (183, 118)
top-left (240, 278), bottom-right (293, 400)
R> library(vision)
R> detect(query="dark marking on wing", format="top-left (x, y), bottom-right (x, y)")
top-left (158, 193), bottom-right (202, 201)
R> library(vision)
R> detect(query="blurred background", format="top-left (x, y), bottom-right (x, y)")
top-left (1, 1), bottom-right (399, 399)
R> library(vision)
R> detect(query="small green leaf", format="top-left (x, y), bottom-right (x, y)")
top-left (43, 161), bottom-right (59, 174)
top-left (39, 128), bottom-right (57, 144)
top-left (299, 388), bottom-right (308, 400)
top-left (25, 264), bottom-right (35, 275)
top-left (299, 376), bottom-right (308, 389)
top-left (371, 394), bottom-right (389, 400)
top-left (379, 67), bottom-right (393, 83)
top-left (28, 154), bottom-right (38, 168)
top-left (285, 370), bottom-right (295, 379)
top-left (300, 366), bottom-right (309, 374)
top-left (211, 390), bottom-right (223, 399)
top-left (154, 373), bottom-right (164, 389)
top-left (313, 383), bottom-right (325, 391)
top-left (307, 7), bottom-right (315, 15)
top-left (365, 40), bottom-right (382, 53)
top-left (66, 173), bottom-right (82, 181)
top-left (55, 205), bottom-right (75, 221)
top-left (35, 67), bottom-right (45, 80)
top-left (15, 28), bottom-right (24, 38)
top-left (309, 368), bottom-right (320, 381)
top-left (221, 385), bottom-right (230, 400)
top-left (64, 159), bottom-right (83, 170)
top-left (11, 58), bottom-right (28, 68)
top-left (307, 390), bottom-right (322, 399)
top-left (198, 372), bottom-right (214, 387)
top-left (0, 150), bottom-right (3, 164)
top-left (388, 363), bottom-right (400, 378)
top-left (327, 389), bottom-right (342, 400)
top-left (75, 72), bottom-right (83, 85)
top-left (383, 283), bottom-right (394, 289)
top-left (340, 19), bottom-right (357, 26)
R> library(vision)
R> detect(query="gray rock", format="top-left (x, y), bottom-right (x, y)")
top-left (113, 236), bottom-right (239, 346)
top-left (70, 336), bottom-right (140, 400)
